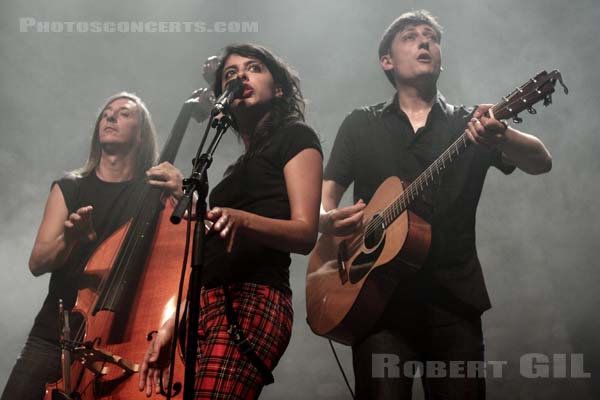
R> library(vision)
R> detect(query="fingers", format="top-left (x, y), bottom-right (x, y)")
top-left (138, 347), bottom-right (152, 393)
top-left (479, 113), bottom-right (507, 135)
top-left (205, 208), bottom-right (244, 250)
top-left (466, 113), bottom-right (508, 148)
top-left (215, 213), bottom-right (229, 234)
top-left (473, 104), bottom-right (493, 119)
top-left (220, 217), bottom-right (231, 238)
top-left (77, 205), bottom-right (93, 218)
top-left (69, 206), bottom-right (93, 224)
top-left (138, 356), bottom-right (149, 392)
top-left (226, 224), bottom-right (237, 253)
top-left (465, 118), bottom-right (484, 145)
top-left (328, 200), bottom-right (366, 236)
top-left (140, 366), bottom-right (161, 396)
top-left (64, 206), bottom-right (97, 242)
top-left (145, 367), bottom-right (156, 396)
top-left (469, 104), bottom-right (509, 147)
top-left (334, 200), bottom-right (366, 219)
top-left (147, 180), bottom-right (183, 201)
top-left (138, 322), bottom-right (176, 395)
top-left (146, 162), bottom-right (184, 197)
top-left (153, 368), bottom-right (162, 395)
top-left (139, 341), bottom-right (163, 396)
top-left (465, 118), bottom-right (495, 146)
top-left (207, 208), bottom-right (232, 238)
top-left (205, 207), bottom-right (223, 222)
top-left (77, 206), bottom-right (97, 241)
top-left (338, 210), bottom-right (365, 234)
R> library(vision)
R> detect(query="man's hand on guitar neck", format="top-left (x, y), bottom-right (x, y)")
top-left (319, 199), bottom-right (366, 236)
top-left (465, 104), bottom-right (509, 148)
top-left (466, 104), bottom-right (552, 175)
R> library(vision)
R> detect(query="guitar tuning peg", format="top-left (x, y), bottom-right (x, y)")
top-left (527, 107), bottom-right (537, 115)
top-left (543, 94), bottom-right (553, 106)
top-left (512, 114), bottom-right (523, 124)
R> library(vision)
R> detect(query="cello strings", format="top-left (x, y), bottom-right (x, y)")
top-left (72, 181), bottom-right (155, 344)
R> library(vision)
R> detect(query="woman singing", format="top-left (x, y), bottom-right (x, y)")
top-left (139, 44), bottom-right (323, 399)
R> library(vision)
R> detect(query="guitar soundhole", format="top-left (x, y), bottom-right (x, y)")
top-left (364, 214), bottom-right (384, 250)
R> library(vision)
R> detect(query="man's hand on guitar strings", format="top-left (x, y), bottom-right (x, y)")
top-left (320, 200), bottom-right (366, 236)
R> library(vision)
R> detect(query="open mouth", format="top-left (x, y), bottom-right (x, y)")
top-left (242, 87), bottom-right (253, 97)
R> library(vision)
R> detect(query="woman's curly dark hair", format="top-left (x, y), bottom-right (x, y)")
top-left (213, 44), bottom-right (305, 169)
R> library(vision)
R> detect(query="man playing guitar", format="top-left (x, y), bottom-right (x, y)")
top-left (318, 10), bottom-right (552, 399)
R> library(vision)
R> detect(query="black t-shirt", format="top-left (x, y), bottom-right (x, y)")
top-left (324, 94), bottom-right (515, 324)
top-left (202, 121), bottom-right (322, 293)
top-left (30, 172), bottom-right (146, 342)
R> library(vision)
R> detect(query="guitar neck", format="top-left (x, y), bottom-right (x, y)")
top-left (374, 69), bottom-right (566, 230)
top-left (380, 132), bottom-right (469, 228)
top-left (380, 102), bottom-right (504, 228)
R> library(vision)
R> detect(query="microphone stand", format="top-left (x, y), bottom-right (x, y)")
top-left (170, 111), bottom-right (232, 400)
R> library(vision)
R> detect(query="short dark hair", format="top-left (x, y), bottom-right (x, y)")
top-left (378, 10), bottom-right (443, 86)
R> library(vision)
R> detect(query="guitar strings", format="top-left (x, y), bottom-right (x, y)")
top-left (361, 97), bottom-right (515, 241)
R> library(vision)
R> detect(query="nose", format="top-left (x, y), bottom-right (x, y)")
top-left (237, 70), bottom-right (249, 82)
top-left (418, 38), bottom-right (430, 50)
top-left (106, 111), bottom-right (117, 122)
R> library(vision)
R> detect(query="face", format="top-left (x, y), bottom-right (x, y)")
top-left (381, 23), bottom-right (442, 85)
top-left (98, 98), bottom-right (140, 150)
top-left (221, 54), bottom-right (282, 112)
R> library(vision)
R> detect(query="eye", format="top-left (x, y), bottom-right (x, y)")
top-left (403, 33), bottom-right (416, 41)
top-left (424, 31), bottom-right (438, 42)
top-left (224, 69), bottom-right (237, 80)
top-left (248, 63), bottom-right (262, 73)
top-left (120, 110), bottom-right (130, 117)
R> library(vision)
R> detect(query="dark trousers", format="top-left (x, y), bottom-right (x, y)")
top-left (1, 335), bottom-right (61, 400)
top-left (352, 318), bottom-right (486, 400)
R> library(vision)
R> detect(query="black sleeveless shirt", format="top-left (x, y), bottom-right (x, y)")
top-left (30, 172), bottom-right (146, 342)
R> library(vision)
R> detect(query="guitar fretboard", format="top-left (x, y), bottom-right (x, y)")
top-left (380, 103), bottom-right (501, 228)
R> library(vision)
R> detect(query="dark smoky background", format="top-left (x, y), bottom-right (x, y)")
top-left (1, 0), bottom-right (598, 398)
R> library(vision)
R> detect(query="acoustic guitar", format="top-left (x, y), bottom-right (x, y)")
top-left (306, 70), bottom-right (567, 345)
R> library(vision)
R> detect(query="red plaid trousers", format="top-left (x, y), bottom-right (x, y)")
top-left (194, 282), bottom-right (293, 399)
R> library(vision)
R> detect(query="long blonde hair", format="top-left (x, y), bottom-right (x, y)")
top-left (71, 92), bottom-right (158, 178)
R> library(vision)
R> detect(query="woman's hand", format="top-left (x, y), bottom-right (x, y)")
top-left (205, 207), bottom-right (249, 252)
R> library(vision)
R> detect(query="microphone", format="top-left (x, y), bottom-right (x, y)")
top-left (211, 77), bottom-right (244, 116)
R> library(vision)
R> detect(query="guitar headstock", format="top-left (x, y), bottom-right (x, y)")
top-left (492, 70), bottom-right (568, 123)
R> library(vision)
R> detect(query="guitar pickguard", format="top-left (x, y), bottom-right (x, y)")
top-left (348, 234), bottom-right (386, 284)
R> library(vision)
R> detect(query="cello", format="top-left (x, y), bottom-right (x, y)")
top-left (43, 75), bottom-right (217, 399)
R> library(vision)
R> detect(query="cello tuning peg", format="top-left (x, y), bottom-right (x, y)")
top-left (527, 107), bottom-right (537, 115)
top-left (512, 114), bottom-right (523, 124)
top-left (543, 94), bottom-right (553, 107)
